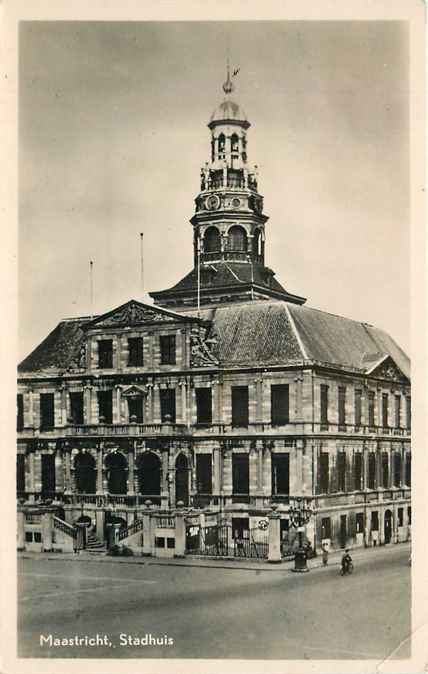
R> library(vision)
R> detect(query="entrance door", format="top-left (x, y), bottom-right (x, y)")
top-left (340, 514), bottom-right (347, 548)
top-left (175, 454), bottom-right (189, 506)
top-left (384, 510), bottom-right (392, 544)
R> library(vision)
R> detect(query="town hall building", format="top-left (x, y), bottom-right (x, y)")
top-left (17, 68), bottom-right (411, 557)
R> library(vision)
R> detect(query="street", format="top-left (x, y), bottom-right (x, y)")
top-left (18, 545), bottom-right (410, 660)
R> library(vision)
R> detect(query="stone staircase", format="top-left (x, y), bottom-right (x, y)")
top-left (85, 531), bottom-right (106, 553)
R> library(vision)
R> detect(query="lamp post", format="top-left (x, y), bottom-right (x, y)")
top-left (289, 496), bottom-right (316, 573)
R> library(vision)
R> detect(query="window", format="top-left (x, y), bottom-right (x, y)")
top-left (405, 454), bottom-right (411, 487)
top-left (196, 454), bottom-right (212, 494)
top-left (231, 133), bottom-right (239, 152)
top-left (98, 339), bottom-right (113, 369)
top-left (155, 537), bottom-right (165, 548)
top-left (160, 388), bottom-right (176, 423)
top-left (97, 390), bottom-right (113, 424)
top-left (394, 395), bottom-right (401, 428)
top-left (17, 454), bottom-right (25, 492)
top-left (232, 453), bottom-right (249, 495)
top-left (228, 226), bottom-right (247, 252)
top-left (398, 507), bottom-right (404, 527)
top-left (25, 532), bottom-right (33, 543)
top-left (320, 385), bottom-right (329, 428)
top-left (70, 392), bottom-right (84, 425)
top-left (393, 453), bottom-right (402, 487)
top-left (338, 386), bottom-right (346, 429)
top-left (204, 227), bottom-right (221, 253)
top-left (128, 337), bottom-right (144, 367)
top-left (196, 388), bottom-right (212, 424)
top-left (271, 453), bottom-right (290, 495)
top-left (271, 384), bottom-right (289, 426)
top-left (128, 396), bottom-right (144, 423)
top-left (354, 452), bottom-right (363, 490)
top-left (40, 393), bottom-right (55, 430)
top-left (17, 394), bottom-right (24, 431)
top-left (382, 393), bottom-right (389, 428)
top-left (371, 511), bottom-right (379, 531)
top-left (406, 396), bottom-right (411, 429)
top-left (167, 538), bottom-right (175, 549)
top-left (368, 452), bottom-right (376, 489)
top-left (321, 517), bottom-right (331, 539)
top-left (319, 453), bottom-right (329, 493)
top-left (407, 505), bottom-right (411, 525)
top-left (356, 512), bottom-right (364, 533)
top-left (218, 134), bottom-right (225, 153)
top-left (41, 454), bottom-right (56, 495)
top-left (354, 389), bottom-right (362, 427)
top-left (337, 451), bottom-right (346, 492)
top-left (368, 391), bottom-right (375, 427)
top-left (231, 386), bottom-right (249, 427)
top-left (381, 452), bottom-right (389, 488)
top-left (160, 335), bottom-right (176, 365)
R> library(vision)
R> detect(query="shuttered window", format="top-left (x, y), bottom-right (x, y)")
top-left (271, 453), bottom-right (289, 495)
top-left (320, 385), bottom-right (329, 427)
top-left (231, 386), bottom-right (249, 427)
top-left (160, 335), bottom-right (176, 365)
top-left (368, 391), bottom-right (375, 427)
top-left (160, 388), bottom-right (176, 423)
top-left (338, 387), bottom-right (346, 428)
top-left (382, 393), bottom-right (389, 428)
top-left (40, 393), bottom-right (55, 430)
top-left (196, 454), bottom-right (212, 494)
top-left (98, 339), bottom-right (113, 369)
top-left (368, 452), bottom-right (376, 489)
top-left (319, 453), bottom-right (329, 493)
top-left (70, 392), bottom-right (84, 425)
top-left (271, 385), bottom-right (289, 425)
top-left (17, 394), bottom-right (24, 431)
top-left (196, 388), bottom-right (212, 424)
top-left (128, 337), bottom-right (144, 367)
top-left (232, 453), bottom-right (249, 494)
top-left (354, 389), bottom-right (362, 427)
top-left (337, 451), bottom-right (346, 491)
top-left (354, 452), bottom-right (363, 490)
top-left (97, 390), bottom-right (113, 424)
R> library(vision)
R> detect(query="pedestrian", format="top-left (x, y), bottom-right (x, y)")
top-left (322, 543), bottom-right (329, 566)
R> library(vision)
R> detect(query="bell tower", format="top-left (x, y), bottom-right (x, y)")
top-left (150, 69), bottom-right (306, 310)
top-left (191, 66), bottom-right (267, 269)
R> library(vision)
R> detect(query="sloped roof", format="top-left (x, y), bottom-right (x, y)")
top-left (151, 262), bottom-right (295, 298)
top-left (18, 299), bottom-right (410, 378)
top-left (286, 303), bottom-right (410, 378)
top-left (18, 318), bottom-right (88, 374)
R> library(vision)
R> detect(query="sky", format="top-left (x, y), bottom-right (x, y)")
top-left (19, 20), bottom-right (409, 361)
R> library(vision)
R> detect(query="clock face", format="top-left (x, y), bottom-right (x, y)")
top-left (206, 194), bottom-right (220, 211)
top-left (231, 197), bottom-right (241, 209)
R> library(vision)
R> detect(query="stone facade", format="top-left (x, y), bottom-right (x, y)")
top-left (17, 71), bottom-right (411, 554)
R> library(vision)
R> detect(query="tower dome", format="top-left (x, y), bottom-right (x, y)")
top-left (208, 66), bottom-right (250, 130)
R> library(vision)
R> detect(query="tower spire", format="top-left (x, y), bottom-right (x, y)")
top-left (223, 54), bottom-right (234, 95)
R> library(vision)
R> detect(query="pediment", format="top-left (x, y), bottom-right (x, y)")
top-left (366, 355), bottom-right (409, 383)
top-left (85, 300), bottom-right (193, 330)
top-left (122, 385), bottom-right (147, 397)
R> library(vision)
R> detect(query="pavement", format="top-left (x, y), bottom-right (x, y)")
top-left (18, 540), bottom-right (410, 573)
top-left (17, 543), bottom-right (411, 660)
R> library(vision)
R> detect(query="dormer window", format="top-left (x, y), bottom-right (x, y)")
top-left (98, 339), bottom-right (113, 369)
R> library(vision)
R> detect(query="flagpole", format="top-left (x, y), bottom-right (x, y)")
top-left (140, 232), bottom-right (144, 298)
top-left (197, 232), bottom-right (201, 317)
top-left (89, 260), bottom-right (94, 318)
